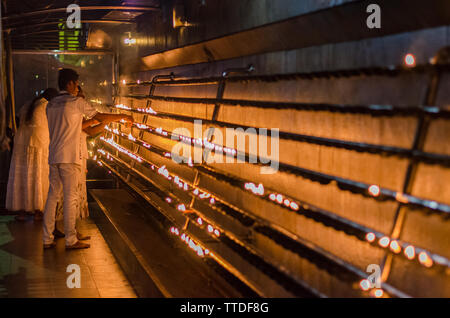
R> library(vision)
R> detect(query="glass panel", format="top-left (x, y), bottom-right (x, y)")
top-left (13, 53), bottom-right (113, 115)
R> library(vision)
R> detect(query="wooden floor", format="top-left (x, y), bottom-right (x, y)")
top-left (0, 214), bottom-right (137, 298)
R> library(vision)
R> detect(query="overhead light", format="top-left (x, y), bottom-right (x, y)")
top-left (124, 32), bottom-right (136, 46)
top-left (124, 38), bottom-right (137, 45)
top-left (172, 4), bottom-right (195, 28)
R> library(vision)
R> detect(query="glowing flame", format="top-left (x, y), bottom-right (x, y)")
top-left (244, 183), bottom-right (265, 196)
top-left (359, 279), bottom-right (371, 291)
top-left (366, 232), bottom-right (376, 243)
top-left (128, 133), bottom-right (136, 141)
top-left (137, 107), bottom-right (158, 115)
top-left (135, 123), bottom-right (149, 130)
top-left (199, 192), bottom-right (210, 199)
top-left (368, 185), bottom-right (380, 197)
top-left (158, 166), bottom-right (170, 178)
top-left (389, 240), bottom-right (401, 254)
top-left (115, 104), bottom-right (131, 110)
top-left (418, 252), bottom-right (433, 268)
top-left (276, 194), bottom-right (283, 204)
top-left (404, 245), bottom-right (415, 260)
top-left (379, 236), bottom-right (390, 248)
top-left (404, 53), bottom-right (416, 67)
top-left (374, 289), bottom-right (384, 298)
top-left (100, 136), bottom-right (143, 163)
top-left (171, 228), bottom-right (208, 258)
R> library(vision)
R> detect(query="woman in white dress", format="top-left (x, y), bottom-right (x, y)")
top-left (6, 88), bottom-right (58, 221)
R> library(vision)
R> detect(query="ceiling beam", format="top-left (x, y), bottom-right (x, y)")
top-left (12, 49), bottom-right (113, 55)
top-left (3, 6), bottom-right (160, 21)
top-left (141, 0), bottom-right (450, 71)
top-left (8, 20), bottom-right (134, 32)
top-left (11, 30), bottom-right (83, 37)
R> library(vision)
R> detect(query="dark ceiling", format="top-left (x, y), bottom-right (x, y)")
top-left (2, 0), bottom-right (161, 51)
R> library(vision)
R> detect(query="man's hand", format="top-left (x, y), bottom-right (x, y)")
top-left (82, 118), bottom-right (100, 130)
top-left (93, 113), bottom-right (133, 126)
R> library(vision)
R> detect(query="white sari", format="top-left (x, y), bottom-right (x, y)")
top-left (6, 98), bottom-right (50, 212)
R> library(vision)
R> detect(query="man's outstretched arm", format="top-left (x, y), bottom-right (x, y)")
top-left (92, 113), bottom-right (134, 126)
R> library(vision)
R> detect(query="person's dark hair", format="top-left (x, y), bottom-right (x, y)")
top-left (25, 88), bottom-right (58, 124)
top-left (77, 85), bottom-right (85, 98)
top-left (58, 68), bottom-right (79, 91)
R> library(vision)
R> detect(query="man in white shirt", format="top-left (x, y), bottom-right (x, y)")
top-left (43, 68), bottom-right (132, 249)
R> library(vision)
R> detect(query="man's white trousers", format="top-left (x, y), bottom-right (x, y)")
top-left (43, 163), bottom-right (81, 246)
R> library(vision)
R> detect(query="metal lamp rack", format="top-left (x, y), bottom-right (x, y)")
top-left (97, 52), bottom-right (450, 297)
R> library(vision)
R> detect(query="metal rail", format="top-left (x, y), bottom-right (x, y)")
top-left (2, 6), bottom-right (160, 21)
top-left (121, 94), bottom-right (450, 118)
top-left (107, 128), bottom-right (450, 271)
top-left (12, 49), bottom-right (113, 55)
top-left (97, 158), bottom-right (262, 298)
top-left (112, 53), bottom-right (450, 297)
top-left (98, 144), bottom-right (380, 297)
top-left (97, 148), bottom-right (319, 297)
top-left (125, 64), bottom-right (450, 86)
top-left (122, 111), bottom-right (450, 167)
top-left (110, 114), bottom-right (450, 216)
top-left (98, 140), bottom-right (412, 298)
top-left (7, 20), bottom-right (134, 31)
top-left (122, 121), bottom-right (448, 219)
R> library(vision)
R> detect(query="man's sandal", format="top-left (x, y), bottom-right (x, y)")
top-left (66, 241), bottom-right (90, 250)
top-left (77, 232), bottom-right (91, 241)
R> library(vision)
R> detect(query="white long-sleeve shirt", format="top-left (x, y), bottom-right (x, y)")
top-left (46, 91), bottom-right (97, 165)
